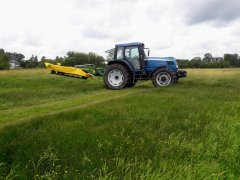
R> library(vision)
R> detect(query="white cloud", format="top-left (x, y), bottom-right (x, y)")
top-left (0, 0), bottom-right (239, 59)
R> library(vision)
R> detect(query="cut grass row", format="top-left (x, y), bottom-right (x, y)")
top-left (0, 68), bottom-right (240, 179)
top-left (0, 88), bottom-right (150, 127)
top-left (0, 69), bottom-right (151, 126)
top-left (0, 69), bottom-right (104, 111)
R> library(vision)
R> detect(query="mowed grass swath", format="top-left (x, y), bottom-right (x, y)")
top-left (0, 69), bottom-right (240, 179)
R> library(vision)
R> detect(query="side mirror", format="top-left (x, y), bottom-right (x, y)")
top-left (144, 48), bottom-right (150, 57)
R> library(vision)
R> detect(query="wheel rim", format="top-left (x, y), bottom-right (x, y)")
top-left (156, 72), bottom-right (171, 86)
top-left (108, 69), bottom-right (124, 87)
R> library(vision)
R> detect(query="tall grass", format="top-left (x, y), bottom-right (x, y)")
top-left (0, 68), bottom-right (240, 179)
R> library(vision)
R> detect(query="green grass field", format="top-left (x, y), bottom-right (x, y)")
top-left (0, 68), bottom-right (240, 179)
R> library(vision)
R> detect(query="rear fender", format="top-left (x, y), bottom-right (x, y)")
top-left (108, 60), bottom-right (134, 73)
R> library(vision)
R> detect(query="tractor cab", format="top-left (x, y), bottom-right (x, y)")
top-left (114, 42), bottom-right (145, 71)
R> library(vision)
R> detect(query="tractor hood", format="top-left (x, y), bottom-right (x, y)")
top-left (147, 57), bottom-right (177, 62)
top-left (145, 57), bottom-right (178, 72)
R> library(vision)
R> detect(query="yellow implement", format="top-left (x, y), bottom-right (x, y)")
top-left (44, 62), bottom-right (93, 78)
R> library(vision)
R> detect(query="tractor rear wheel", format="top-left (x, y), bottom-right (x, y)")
top-left (104, 64), bottom-right (130, 90)
top-left (152, 68), bottom-right (175, 87)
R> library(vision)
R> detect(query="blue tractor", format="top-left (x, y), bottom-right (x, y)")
top-left (104, 42), bottom-right (187, 90)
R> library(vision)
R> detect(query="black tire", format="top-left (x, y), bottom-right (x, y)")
top-left (152, 68), bottom-right (175, 87)
top-left (173, 77), bottom-right (179, 84)
top-left (104, 64), bottom-right (130, 90)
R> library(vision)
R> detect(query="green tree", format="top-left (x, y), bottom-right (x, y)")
top-left (0, 49), bottom-right (10, 70)
top-left (190, 58), bottom-right (201, 68)
top-left (55, 56), bottom-right (64, 64)
top-left (22, 55), bottom-right (39, 68)
top-left (224, 54), bottom-right (239, 67)
top-left (38, 56), bottom-right (48, 68)
top-left (88, 52), bottom-right (104, 66)
top-left (176, 59), bottom-right (190, 68)
top-left (6, 52), bottom-right (25, 64)
top-left (63, 52), bottom-right (104, 66)
top-left (203, 53), bottom-right (213, 62)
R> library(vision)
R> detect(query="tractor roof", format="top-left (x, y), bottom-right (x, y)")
top-left (116, 42), bottom-right (144, 47)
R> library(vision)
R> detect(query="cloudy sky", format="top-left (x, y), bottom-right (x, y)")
top-left (0, 0), bottom-right (240, 59)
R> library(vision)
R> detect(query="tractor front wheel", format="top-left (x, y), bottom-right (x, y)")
top-left (152, 68), bottom-right (175, 87)
top-left (104, 64), bottom-right (130, 90)
top-left (173, 77), bottom-right (179, 84)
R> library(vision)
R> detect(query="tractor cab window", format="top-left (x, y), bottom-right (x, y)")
top-left (125, 46), bottom-right (140, 70)
top-left (116, 47), bottom-right (124, 60)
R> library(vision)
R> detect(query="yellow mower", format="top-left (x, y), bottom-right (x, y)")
top-left (44, 62), bottom-right (94, 79)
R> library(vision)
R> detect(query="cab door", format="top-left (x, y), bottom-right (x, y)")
top-left (124, 46), bottom-right (140, 70)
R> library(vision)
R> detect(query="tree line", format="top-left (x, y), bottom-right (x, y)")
top-left (0, 49), bottom-right (105, 70)
top-left (1, 48), bottom-right (240, 70)
top-left (177, 53), bottom-right (240, 68)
